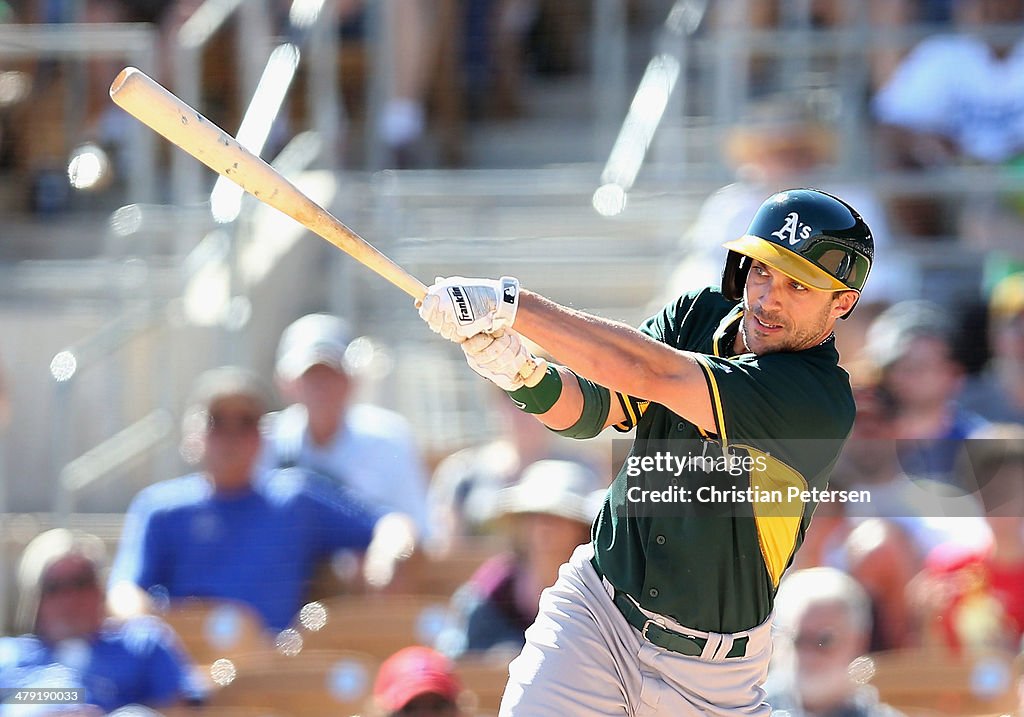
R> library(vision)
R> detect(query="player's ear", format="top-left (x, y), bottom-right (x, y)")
top-left (830, 290), bottom-right (858, 318)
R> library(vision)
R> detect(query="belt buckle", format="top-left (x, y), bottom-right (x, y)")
top-left (641, 619), bottom-right (655, 641)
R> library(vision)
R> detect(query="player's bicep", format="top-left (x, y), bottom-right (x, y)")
top-left (655, 353), bottom-right (717, 435)
top-left (615, 343), bottom-right (717, 435)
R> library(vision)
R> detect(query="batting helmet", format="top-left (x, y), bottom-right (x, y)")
top-left (721, 189), bottom-right (873, 317)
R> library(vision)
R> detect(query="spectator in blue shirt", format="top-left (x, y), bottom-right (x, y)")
top-left (261, 313), bottom-right (432, 540)
top-left (865, 300), bottom-right (989, 487)
top-left (107, 366), bottom-right (417, 633)
top-left (0, 528), bottom-right (202, 714)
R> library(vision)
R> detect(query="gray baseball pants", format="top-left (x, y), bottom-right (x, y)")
top-left (499, 543), bottom-right (774, 716)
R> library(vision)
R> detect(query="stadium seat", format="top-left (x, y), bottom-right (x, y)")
top-left (863, 648), bottom-right (1018, 716)
top-left (160, 598), bottom-right (272, 671)
top-left (205, 648), bottom-right (379, 717)
top-left (405, 539), bottom-right (507, 597)
top-left (455, 655), bottom-right (513, 716)
top-left (160, 708), bottom-right (285, 717)
top-left (290, 594), bottom-right (450, 660)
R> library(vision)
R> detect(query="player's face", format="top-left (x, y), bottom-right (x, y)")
top-left (739, 261), bottom-right (855, 355)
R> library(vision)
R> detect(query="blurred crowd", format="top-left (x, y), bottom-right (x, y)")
top-left (1, 0), bottom-right (1024, 715)
top-left (1, 287), bottom-right (1023, 714)
top-left (0, 0), bottom-right (583, 211)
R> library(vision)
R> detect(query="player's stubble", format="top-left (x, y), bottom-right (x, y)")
top-left (739, 293), bottom-right (837, 356)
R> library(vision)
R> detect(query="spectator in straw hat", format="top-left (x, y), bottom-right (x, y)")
top-left (960, 273), bottom-right (1024, 425)
top-left (371, 646), bottom-right (464, 717)
top-left (436, 459), bottom-right (604, 659)
top-left (427, 380), bottom-right (598, 555)
top-left (0, 528), bottom-right (202, 714)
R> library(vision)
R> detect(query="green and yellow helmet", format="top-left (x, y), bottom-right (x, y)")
top-left (721, 188), bottom-right (873, 317)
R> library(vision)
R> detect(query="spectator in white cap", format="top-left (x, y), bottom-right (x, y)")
top-left (436, 459), bottom-right (605, 659)
top-left (766, 567), bottom-right (907, 717)
top-left (261, 313), bottom-right (432, 539)
top-left (1, 528), bottom-right (204, 713)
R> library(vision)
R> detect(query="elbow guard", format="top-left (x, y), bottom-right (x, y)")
top-left (552, 372), bottom-right (611, 439)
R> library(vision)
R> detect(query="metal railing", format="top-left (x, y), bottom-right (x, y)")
top-left (47, 0), bottom-right (339, 519)
top-left (595, 1), bottom-right (1024, 211)
top-left (0, 22), bottom-right (159, 203)
top-left (172, 0), bottom-right (339, 206)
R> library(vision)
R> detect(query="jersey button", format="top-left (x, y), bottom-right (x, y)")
top-left (676, 422), bottom-right (686, 432)
top-left (649, 588), bottom-right (659, 598)
top-left (656, 535), bottom-right (666, 545)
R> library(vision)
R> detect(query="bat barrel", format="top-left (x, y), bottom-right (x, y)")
top-left (109, 67), bottom-right (427, 301)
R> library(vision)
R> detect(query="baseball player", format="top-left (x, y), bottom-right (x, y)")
top-left (417, 189), bottom-right (874, 716)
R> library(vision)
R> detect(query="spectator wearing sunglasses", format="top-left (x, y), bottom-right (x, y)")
top-left (0, 528), bottom-right (203, 713)
top-left (371, 646), bottom-right (463, 717)
top-left (107, 366), bottom-right (417, 632)
top-left (765, 567), bottom-right (906, 717)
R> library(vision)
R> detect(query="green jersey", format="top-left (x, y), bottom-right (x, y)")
top-left (591, 287), bottom-right (856, 633)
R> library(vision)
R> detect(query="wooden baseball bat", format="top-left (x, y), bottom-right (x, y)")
top-left (109, 66), bottom-right (427, 300)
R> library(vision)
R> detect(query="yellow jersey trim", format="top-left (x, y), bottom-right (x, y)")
top-left (734, 443), bottom-right (808, 588)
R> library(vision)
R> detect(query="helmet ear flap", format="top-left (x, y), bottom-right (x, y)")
top-left (722, 251), bottom-right (749, 301)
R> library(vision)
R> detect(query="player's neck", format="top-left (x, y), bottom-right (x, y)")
top-left (732, 327), bottom-right (750, 355)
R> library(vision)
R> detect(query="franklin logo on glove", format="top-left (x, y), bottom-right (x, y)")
top-left (448, 286), bottom-right (475, 324)
top-left (418, 276), bottom-right (521, 340)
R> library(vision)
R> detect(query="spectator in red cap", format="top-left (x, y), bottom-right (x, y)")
top-left (371, 646), bottom-right (463, 717)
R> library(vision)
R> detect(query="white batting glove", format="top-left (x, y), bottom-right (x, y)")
top-left (418, 276), bottom-right (520, 342)
top-left (462, 331), bottom-right (548, 391)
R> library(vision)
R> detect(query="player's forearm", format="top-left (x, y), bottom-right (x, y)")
top-left (514, 290), bottom-right (701, 401)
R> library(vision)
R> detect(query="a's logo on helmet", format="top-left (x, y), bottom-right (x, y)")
top-left (771, 211), bottom-right (812, 245)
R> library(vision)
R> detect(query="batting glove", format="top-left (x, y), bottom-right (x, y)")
top-left (418, 276), bottom-right (520, 342)
top-left (462, 331), bottom-right (547, 391)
